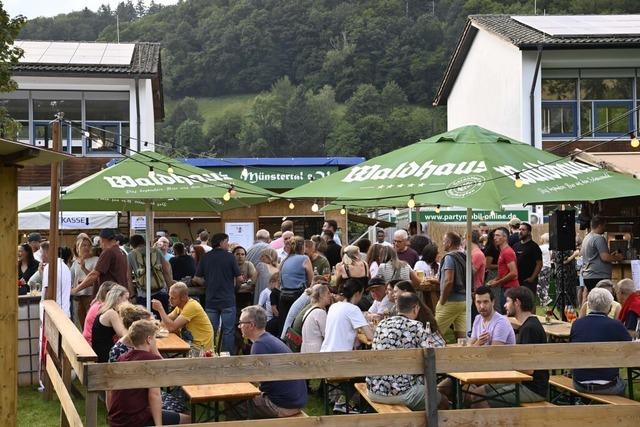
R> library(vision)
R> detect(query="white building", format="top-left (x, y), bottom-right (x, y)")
top-left (433, 15), bottom-right (640, 174)
top-left (2, 40), bottom-right (163, 155)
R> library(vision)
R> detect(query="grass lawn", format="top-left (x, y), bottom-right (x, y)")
top-left (165, 94), bottom-right (257, 130)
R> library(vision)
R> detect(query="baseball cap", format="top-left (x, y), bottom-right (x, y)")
top-left (99, 228), bottom-right (116, 240)
top-left (366, 276), bottom-right (387, 291)
top-left (27, 232), bottom-right (42, 243)
top-left (508, 217), bottom-right (521, 227)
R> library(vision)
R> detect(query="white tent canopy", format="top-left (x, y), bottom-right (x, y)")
top-left (18, 189), bottom-right (117, 230)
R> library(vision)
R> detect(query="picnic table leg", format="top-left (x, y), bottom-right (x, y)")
top-left (515, 384), bottom-right (521, 407)
top-left (323, 379), bottom-right (329, 414)
top-left (455, 379), bottom-right (463, 409)
top-left (191, 402), bottom-right (197, 423)
top-left (215, 401), bottom-right (220, 422)
top-left (628, 368), bottom-right (635, 401)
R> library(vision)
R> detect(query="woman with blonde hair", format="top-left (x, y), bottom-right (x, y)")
top-left (70, 236), bottom-right (99, 326)
top-left (301, 284), bottom-right (332, 353)
top-left (91, 285), bottom-right (129, 362)
top-left (336, 245), bottom-right (370, 290)
top-left (108, 304), bottom-right (156, 362)
top-left (254, 247), bottom-right (280, 305)
top-left (83, 281), bottom-right (118, 345)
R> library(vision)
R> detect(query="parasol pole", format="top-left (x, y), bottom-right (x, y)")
top-left (145, 202), bottom-right (153, 311)
top-left (465, 207), bottom-right (473, 334)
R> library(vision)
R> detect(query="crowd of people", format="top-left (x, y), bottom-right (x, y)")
top-left (20, 213), bottom-right (640, 423)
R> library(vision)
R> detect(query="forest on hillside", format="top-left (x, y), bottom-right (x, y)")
top-left (17, 0), bottom-right (640, 157)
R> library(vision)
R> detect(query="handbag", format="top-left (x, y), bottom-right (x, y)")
top-left (284, 306), bottom-right (320, 352)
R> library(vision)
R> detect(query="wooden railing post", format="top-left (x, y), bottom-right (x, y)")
top-left (60, 352), bottom-right (72, 427)
top-left (423, 347), bottom-right (438, 426)
top-left (85, 390), bottom-right (98, 427)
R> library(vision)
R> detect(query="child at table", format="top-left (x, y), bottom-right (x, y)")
top-left (107, 320), bottom-right (191, 426)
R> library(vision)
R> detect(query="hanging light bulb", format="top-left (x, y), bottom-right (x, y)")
top-left (311, 201), bottom-right (319, 212)
top-left (393, 206), bottom-right (400, 216)
top-left (340, 206), bottom-right (346, 215)
top-left (514, 172), bottom-right (524, 188)
top-left (288, 201), bottom-right (295, 210)
top-left (229, 186), bottom-right (237, 198)
top-left (435, 204), bottom-right (441, 214)
top-left (223, 189), bottom-right (231, 201)
top-left (148, 167), bottom-right (155, 178)
top-left (407, 195), bottom-right (416, 209)
top-left (632, 135), bottom-right (640, 148)
top-left (167, 165), bottom-right (174, 174)
top-left (490, 210), bottom-right (496, 217)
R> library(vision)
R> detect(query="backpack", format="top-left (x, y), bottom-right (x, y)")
top-left (442, 251), bottom-right (468, 294)
top-left (133, 248), bottom-right (165, 293)
top-left (284, 306), bottom-right (321, 352)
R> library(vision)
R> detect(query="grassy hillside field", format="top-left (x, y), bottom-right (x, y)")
top-left (165, 94), bottom-right (257, 129)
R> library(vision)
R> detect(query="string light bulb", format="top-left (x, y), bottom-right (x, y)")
top-left (223, 189), bottom-right (231, 201)
top-left (288, 201), bottom-right (295, 210)
top-left (490, 210), bottom-right (496, 217)
top-left (393, 207), bottom-right (400, 216)
top-left (340, 206), bottom-right (346, 215)
top-left (407, 195), bottom-right (416, 209)
top-left (167, 165), bottom-right (174, 174)
top-left (514, 172), bottom-right (524, 188)
top-left (148, 167), bottom-right (155, 178)
top-left (229, 186), bottom-right (237, 198)
top-left (311, 201), bottom-right (319, 212)
top-left (435, 204), bottom-right (441, 214)
top-left (632, 134), bottom-right (640, 148)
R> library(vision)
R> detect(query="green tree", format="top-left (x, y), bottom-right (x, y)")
top-left (206, 111), bottom-right (244, 156)
top-left (174, 119), bottom-right (208, 155)
top-left (345, 84), bottom-right (382, 122)
top-left (166, 97), bottom-right (203, 129)
top-left (0, 5), bottom-right (25, 139)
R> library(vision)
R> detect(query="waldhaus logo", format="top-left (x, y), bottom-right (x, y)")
top-left (103, 172), bottom-right (233, 189)
top-left (342, 159), bottom-right (601, 186)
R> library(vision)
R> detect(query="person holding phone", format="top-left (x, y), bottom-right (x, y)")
top-left (470, 286), bottom-right (515, 346)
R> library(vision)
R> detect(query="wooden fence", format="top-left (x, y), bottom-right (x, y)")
top-left (43, 301), bottom-right (640, 426)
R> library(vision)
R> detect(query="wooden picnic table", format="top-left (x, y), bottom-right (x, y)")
top-left (182, 382), bottom-right (261, 422)
top-left (509, 315), bottom-right (571, 341)
top-left (449, 370), bottom-right (532, 408)
top-left (156, 332), bottom-right (190, 356)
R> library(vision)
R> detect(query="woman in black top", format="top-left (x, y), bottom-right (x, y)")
top-left (92, 285), bottom-right (129, 363)
top-left (18, 243), bottom-right (39, 294)
top-left (169, 242), bottom-right (196, 281)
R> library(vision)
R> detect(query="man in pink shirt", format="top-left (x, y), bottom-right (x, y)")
top-left (488, 227), bottom-right (518, 313)
top-left (470, 230), bottom-right (486, 290)
top-left (270, 220), bottom-right (294, 250)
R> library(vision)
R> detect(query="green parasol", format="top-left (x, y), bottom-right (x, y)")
top-left (283, 125), bottom-right (640, 210)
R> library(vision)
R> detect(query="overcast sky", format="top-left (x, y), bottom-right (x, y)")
top-left (4, 0), bottom-right (179, 19)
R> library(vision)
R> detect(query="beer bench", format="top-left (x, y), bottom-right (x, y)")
top-left (354, 382), bottom-right (412, 413)
top-left (549, 375), bottom-right (640, 405)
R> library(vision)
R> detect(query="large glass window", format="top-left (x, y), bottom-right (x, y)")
top-left (542, 79), bottom-right (577, 137)
top-left (580, 78), bottom-right (633, 100)
top-left (0, 98), bottom-right (29, 141)
top-left (86, 99), bottom-right (129, 121)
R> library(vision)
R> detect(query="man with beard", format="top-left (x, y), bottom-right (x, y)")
top-left (513, 222), bottom-right (542, 296)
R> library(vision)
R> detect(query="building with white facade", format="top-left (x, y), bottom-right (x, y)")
top-left (433, 15), bottom-right (640, 174)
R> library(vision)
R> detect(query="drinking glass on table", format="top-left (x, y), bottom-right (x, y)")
top-left (189, 345), bottom-right (204, 358)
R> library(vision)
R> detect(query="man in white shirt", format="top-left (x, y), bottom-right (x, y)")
top-left (28, 232), bottom-right (43, 263)
top-left (198, 230), bottom-right (213, 253)
top-left (375, 229), bottom-right (393, 247)
top-left (366, 277), bottom-right (394, 320)
top-left (41, 242), bottom-right (72, 318)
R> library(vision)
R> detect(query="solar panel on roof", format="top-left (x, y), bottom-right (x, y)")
top-left (513, 15), bottom-right (640, 37)
top-left (13, 41), bottom-right (135, 66)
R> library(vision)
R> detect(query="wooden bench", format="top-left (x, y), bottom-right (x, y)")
top-left (288, 411), bottom-right (309, 417)
top-left (549, 375), bottom-right (640, 405)
top-left (354, 382), bottom-right (412, 413)
top-left (521, 401), bottom-right (556, 407)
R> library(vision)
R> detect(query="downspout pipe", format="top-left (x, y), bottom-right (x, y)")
top-left (135, 76), bottom-right (142, 152)
top-left (529, 45), bottom-right (543, 147)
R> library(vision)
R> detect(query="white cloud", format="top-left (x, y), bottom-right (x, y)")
top-left (4, 0), bottom-right (179, 19)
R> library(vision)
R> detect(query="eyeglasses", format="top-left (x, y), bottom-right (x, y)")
top-left (238, 321), bottom-right (253, 325)
top-left (393, 240), bottom-right (404, 244)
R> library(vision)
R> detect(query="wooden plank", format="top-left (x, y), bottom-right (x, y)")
top-left (437, 405), bottom-right (640, 426)
top-left (157, 333), bottom-right (190, 354)
top-left (549, 375), bottom-right (640, 405)
top-left (60, 353), bottom-right (72, 427)
top-left (178, 412), bottom-right (426, 427)
top-left (44, 312), bottom-right (61, 357)
top-left (43, 301), bottom-right (97, 361)
top-left (175, 405), bottom-right (640, 427)
top-left (0, 165), bottom-right (18, 427)
top-left (85, 391), bottom-right (98, 427)
top-left (433, 342), bottom-right (640, 373)
top-left (521, 401), bottom-right (556, 407)
top-left (353, 383), bottom-right (411, 413)
top-left (85, 349), bottom-right (424, 391)
top-left (45, 355), bottom-right (83, 427)
top-left (86, 343), bottom-right (640, 392)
